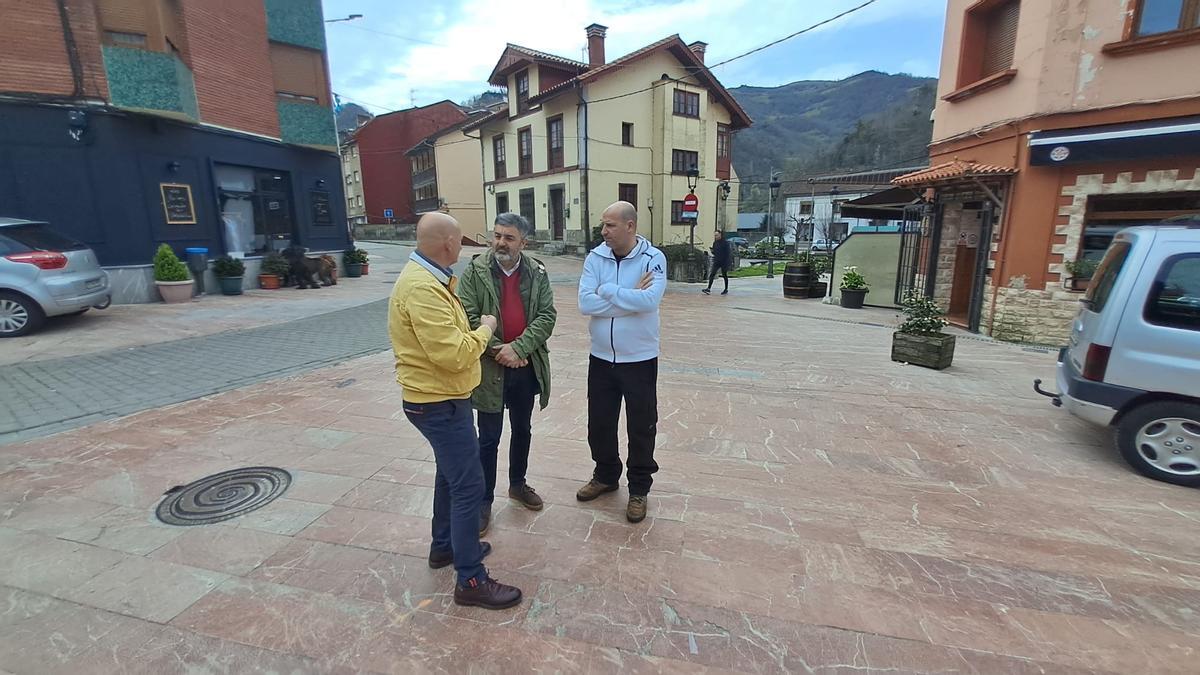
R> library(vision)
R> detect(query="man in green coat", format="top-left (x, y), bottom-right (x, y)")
top-left (457, 213), bottom-right (557, 535)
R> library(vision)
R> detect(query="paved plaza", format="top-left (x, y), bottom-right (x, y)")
top-left (2, 263), bottom-right (1198, 673)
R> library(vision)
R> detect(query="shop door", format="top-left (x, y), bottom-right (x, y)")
top-left (549, 187), bottom-right (565, 240)
top-left (255, 171), bottom-right (294, 251)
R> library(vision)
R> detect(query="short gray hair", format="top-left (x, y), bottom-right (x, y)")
top-left (494, 212), bottom-right (533, 239)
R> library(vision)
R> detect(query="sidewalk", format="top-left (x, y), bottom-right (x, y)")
top-left (2, 273), bottom-right (1196, 673)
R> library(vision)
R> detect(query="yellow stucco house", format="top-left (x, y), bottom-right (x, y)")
top-left (407, 112), bottom-right (493, 242)
top-left (464, 24), bottom-right (752, 251)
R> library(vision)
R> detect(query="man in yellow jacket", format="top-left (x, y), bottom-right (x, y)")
top-left (388, 212), bottom-right (522, 610)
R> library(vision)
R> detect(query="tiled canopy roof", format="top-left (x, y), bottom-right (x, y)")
top-left (892, 160), bottom-right (1016, 186)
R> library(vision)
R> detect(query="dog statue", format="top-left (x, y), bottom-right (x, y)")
top-left (281, 246), bottom-right (335, 289)
top-left (319, 255), bottom-right (338, 285)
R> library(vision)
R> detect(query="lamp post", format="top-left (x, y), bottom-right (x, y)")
top-left (325, 14), bottom-right (363, 23)
top-left (686, 165), bottom-right (700, 248)
top-left (766, 171), bottom-right (781, 278)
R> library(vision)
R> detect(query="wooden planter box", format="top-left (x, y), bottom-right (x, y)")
top-left (891, 332), bottom-right (956, 370)
top-left (668, 259), bottom-right (705, 283)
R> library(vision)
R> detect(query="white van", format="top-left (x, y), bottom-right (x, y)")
top-left (1037, 221), bottom-right (1200, 486)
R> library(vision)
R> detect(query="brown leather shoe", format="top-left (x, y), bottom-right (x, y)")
top-left (428, 541), bottom-right (492, 570)
top-left (576, 479), bottom-right (619, 502)
top-left (479, 507), bottom-right (491, 537)
top-left (508, 484), bottom-right (544, 511)
top-left (454, 576), bottom-right (522, 610)
top-left (626, 495), bottom-right (647, 523)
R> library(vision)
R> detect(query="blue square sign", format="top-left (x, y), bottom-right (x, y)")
top-left (383, 208), bottom-right (394, 219)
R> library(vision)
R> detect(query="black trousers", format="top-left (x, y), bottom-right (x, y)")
top-left (587, 355), bottom-right (659, 495)
top-left (706, 261), bottom-right (729, 290)
top-left (477, 365), bottom-right (537, 506)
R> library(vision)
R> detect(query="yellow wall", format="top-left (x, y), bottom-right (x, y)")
top-left (479, 49), bottom-right (742, 251)
top-left (434, 129), bottom-right (487, 241)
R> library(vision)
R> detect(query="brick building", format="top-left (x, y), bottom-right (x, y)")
top-left (344, 101), bottom-right (467, 226)
top-left (894, 0), bottom-right (1200, 342)
top-left (0, 0), bottom-right (347, 303)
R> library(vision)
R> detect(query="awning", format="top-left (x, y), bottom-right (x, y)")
top-left (1029, 115), bottom-right (1200, 166)
top-left (892, 160), bottom-right (1016, 187)
top-left (839, 186), bottom-right (923, 220)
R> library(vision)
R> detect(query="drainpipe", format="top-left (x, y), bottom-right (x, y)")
top-left (577, 84), bottom-right (589, 246)
top-left (55, 0), bottom-right (86, 98)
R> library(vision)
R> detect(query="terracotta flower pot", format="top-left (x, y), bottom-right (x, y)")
top-left (258, 274), bottom-right (281, 290)
top-left (156, 280), bottom-right (193, 304)
top-left (361, 263), bottom-right (370, 275)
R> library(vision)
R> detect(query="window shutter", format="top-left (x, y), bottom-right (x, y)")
top-left (981, 1), bottom-right (1020, 77)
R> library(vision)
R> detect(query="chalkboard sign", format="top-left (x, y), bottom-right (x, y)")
top-left (160, 183), bottom-right (196, 225)
top-left (310, 190), bottom-right (332, 225)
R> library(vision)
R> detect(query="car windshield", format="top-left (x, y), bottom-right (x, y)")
top-left (0, 223), bottom-right (88, 253)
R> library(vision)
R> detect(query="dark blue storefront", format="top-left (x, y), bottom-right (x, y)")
top-left (0, 100), bottom-right (349, 268)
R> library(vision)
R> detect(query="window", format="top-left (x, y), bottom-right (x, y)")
top-left (1086, 241), bottom-right (1132, 314)
top-left (618, 183), bottom-right (638, 208)
top-left (1083, 192), bottom-right (1200, 258)
top-left (955, 0), bottom-right (1021, 89)
top-left (270, 42), bottom-right (328, 105)
top-left (1146, 254), bottom-right (1200, 330)
top-left (345, 174), bottom-right (352, 185)
top-left (516, 70), bottom-right (530, 114)
top-left (798, 202), bottom-right (814, 216)
top-left (496, 192), bottom-right (509, 214)
top-left (1135, 0), bottom-right (1200, 36)
top-left (519, 188), bottom-right (536, 227)
top-left (673, 89), bottom-right (700, 117)
top-left (622, 122), bottom-right (634, 146)
top-left (670, 200), bottom-right (687, 224)
top-left (352, 146), bottom-right (358, 157)
top-left (518, 127), bottom-right (533, 175)
top-left (354, 171), bottom-right (360, 183)
top-left (348, 198), bottom-right (354, 211)
top-left (672, 149), bottom-right (699, 174)
top-left (547, 116), bottom-right (564, 170)
top-left (493, 135), bottom-right (506, 180)
top-left (717, 124), bottom-right (730, 159)
top-left (356, 196), bottom-right (362, 207)
top-left (105, 31), bottom-right (147, 48)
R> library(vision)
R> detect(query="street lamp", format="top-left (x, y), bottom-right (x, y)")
top-left (766, 172), bottom-right (781, 278)
top-left (325, 14), bottom-right (363, 23)
top-left (686, 165), bottom-right (699, 193)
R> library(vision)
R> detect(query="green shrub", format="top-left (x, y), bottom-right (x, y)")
top-left (660, 243), bottom-right (705, 262)
top-left (344, 248), bottom-right (369, 265)
top-left (260, 252), bottom-right (291, 278)
top-left (897, 290), bottom-right (949, 335)
top-left (212, 255), bottom-right (245, 278)
top-left (1064, 258), bottom-right (1098, 279)
top-left (153, 244), bottom-right (189, 282)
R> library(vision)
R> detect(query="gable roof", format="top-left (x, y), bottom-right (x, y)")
top-left (528, 35), bottom-right (752, 130)
top-left (406, 111), bottom-right (492, 156)
top-left (487, 44), bottom-right (588, 87)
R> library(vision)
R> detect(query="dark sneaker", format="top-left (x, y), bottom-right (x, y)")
top-left (721, 289), bottom-right (728, 295)
top-left (479, 507), bottom-right (492, 537)
top-left (626, 495), bottom-right (648, 523)
top-left (508, 484), bottom-right (544, 511)
top-left (702, 288), bottom-right (711, 295)
top-left (576, 479), bottom-right (619, 502)
top-left (428, 541), bottom-right (492, 570)
top-left (454, 576), bottom-right (523, 610)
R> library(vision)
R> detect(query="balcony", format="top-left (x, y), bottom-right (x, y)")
top-left (414, 197), bottom-right (442, 214)
top-left (412, 167), bottom-right (437, 190)
top-left (277, 100), bottom-right (338, 149)
top-left (101, 46), bottom-right (198, 121)
top-left (264, 0), bottom-right (326, 50)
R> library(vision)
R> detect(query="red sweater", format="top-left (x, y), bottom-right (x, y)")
top-left (500, 269), bottom-right (527, 343)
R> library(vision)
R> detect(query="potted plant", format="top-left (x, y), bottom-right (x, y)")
top-left (259, 252), bottom-right (289, 289)
top-left (892, 290), bottom-right (955, 370)
top-left (1064, 258), bottom-right (1097, 292)
top-left (660, 244), bottom-right (706, 282)
top-left (839, 266), bottom-right (869, 309)
top-left (809, 254), bottom-right (830, 299)
top-left (344, 248), bottom-right (369, 278)
top-left (212, 255), bottom-right (245, 295)
top-left (153, 244), bottom-right (192, 303)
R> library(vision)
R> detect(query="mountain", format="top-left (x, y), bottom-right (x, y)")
top-left (335, 102), bottom-right (372, 143)
top-left (729, 71), bottom-right (937, 206)
top-left (461, 91), bottom-right (506, 111)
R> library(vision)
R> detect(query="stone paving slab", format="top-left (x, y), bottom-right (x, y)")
top-left (2, 273), bottom-right (1198, 672)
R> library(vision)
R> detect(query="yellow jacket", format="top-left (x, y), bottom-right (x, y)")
top-left (388, 256), bottom-right (493, 403)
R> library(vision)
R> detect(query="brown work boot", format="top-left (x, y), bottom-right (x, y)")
top-left (479, 507), bottom-right (492, 537)
top-left (626, 495), bottom-right (648, 523)
top-left (508, 484), bottom-right (544, 511)
top-left (428, 541), bottom-right (492, 570)
top-left (576, 478), bottom-right (619, 502)
top-left (454, 576), bottom-right (523, 610)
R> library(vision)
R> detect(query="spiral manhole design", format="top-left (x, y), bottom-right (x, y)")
top-left (156, 466), bottom-right (291, 526)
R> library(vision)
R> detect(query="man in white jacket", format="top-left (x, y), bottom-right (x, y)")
top-left (576, 201), bottom-right (668, 523)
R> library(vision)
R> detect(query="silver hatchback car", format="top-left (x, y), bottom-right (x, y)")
top-left (0, 217), bottom-right (111, 337)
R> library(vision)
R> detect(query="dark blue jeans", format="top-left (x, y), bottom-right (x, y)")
top-left (403, 398), bottom-right (486, 586)
top-left (477, 365), bottom-right (538, 506)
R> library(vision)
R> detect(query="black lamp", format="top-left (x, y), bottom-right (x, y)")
top-left (686, 166), bottom-right (699, 193)
top-left (766, 172), bottom-right (782, 278)
top-left (719, 181), bottom-right (731, 200)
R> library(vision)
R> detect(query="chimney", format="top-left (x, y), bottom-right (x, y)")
top-left (688, 41), bottom-right (707, 64)
top-left (586, 23), bottom-right (607, 66)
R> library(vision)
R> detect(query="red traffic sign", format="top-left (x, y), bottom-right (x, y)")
top-left (682, 193), bottom-right (699, 212)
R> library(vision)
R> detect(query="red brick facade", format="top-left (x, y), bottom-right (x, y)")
top-left (179, 0), bottom-right (280, 138)
top-left (356, 101), bottom-right (467, 223)
top-left (0, 0), bottom-right (108, 100)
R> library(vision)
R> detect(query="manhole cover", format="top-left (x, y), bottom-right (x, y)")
top-left (156, 466), bottom-right (291, 526)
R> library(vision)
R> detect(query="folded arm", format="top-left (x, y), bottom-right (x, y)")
top-left (596, 252), bottom-right (667, 313)
top-left (578, 255), bottom-right (632, 317)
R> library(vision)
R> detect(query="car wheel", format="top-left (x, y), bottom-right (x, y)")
top-left (0, 291), bottom-right (46, 338)
top-left (1116, 401), bottom-right (1200, 487)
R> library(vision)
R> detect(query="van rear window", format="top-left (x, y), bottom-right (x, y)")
top-left (1086, 241), bottom-right (1131, 314)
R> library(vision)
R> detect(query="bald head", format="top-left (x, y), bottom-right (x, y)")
top-left (416, 212), bottom-right (462, 268)
top-left (599, 201), bottom-right (639, 256)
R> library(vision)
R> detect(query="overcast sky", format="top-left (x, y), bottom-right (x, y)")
top-left (321, 0), bottom-right (948, 114)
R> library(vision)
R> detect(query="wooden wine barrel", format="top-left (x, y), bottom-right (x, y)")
top-left (782, 262), bottom-right (811, 299)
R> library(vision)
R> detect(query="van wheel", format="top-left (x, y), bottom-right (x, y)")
top-left (1116, 401), bottom-right (1200, 487)
top-left (0, 291), bottom-right (45, 338)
